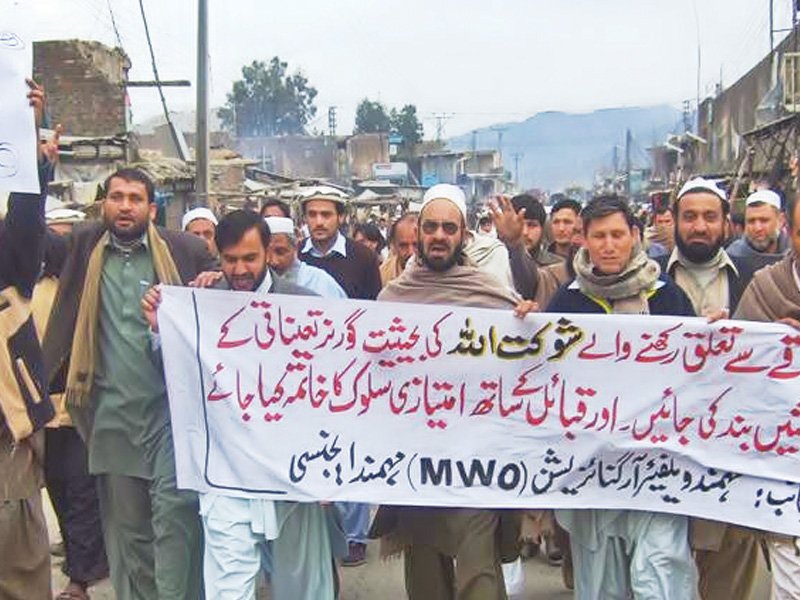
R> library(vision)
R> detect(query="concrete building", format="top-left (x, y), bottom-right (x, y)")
top-left (420, 149), bottom-right (509, 205)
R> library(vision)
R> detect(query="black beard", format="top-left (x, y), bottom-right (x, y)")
top-left (675, 233), bottom-right (722, 263)
top-left (106, 217), bottom-right (148, 242)
top-left (417, 240), bottom-right (464, 272)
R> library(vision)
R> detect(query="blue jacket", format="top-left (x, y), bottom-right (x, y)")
top-left (546, 274), bottom-right (696, 317)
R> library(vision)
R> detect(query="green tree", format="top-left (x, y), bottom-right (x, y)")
top-left (354, 99), bottom-right (391, 134)
top-left (390, 104), bottom-right (423, 155)
top-left (218, 57), bottom-right (317, 137)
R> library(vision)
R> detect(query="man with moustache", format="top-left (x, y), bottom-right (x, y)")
top-left (379, 213), bottom-right (418, 286)
top-left (142, 210), bottom-right (339, 600)
top-left (373, 184), bottom-right (535, 600)
top-left (727, 188), bottom-right (790, 269)
top-left (654, 178), bottom-right (761, 600)
top-left (734, 192), bottom-right (800, 599)
top-left (297, 185), bottom-right (380, 565)
top-left (43, 168), bottom-right (215, 600)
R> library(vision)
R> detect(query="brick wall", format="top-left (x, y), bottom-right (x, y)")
top-left (34, 40), bottom-right (131, 137)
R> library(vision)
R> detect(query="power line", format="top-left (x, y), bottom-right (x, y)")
top-left (106, 0), bottom-right (123, 48)
top-left (137, 0), bottom-right (183, 157)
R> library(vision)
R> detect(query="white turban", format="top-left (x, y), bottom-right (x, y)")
top-left (265, 216), bottom-right (295, 237)
top-left (181, 207), bottom-right (218, 231)
top-left (421, 184), bottom-right (468, 220)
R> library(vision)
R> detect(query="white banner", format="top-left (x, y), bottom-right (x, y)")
top-left (159, 286), bottom-right (800, 535)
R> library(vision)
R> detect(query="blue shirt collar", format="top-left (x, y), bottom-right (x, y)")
top-left (301, 232), bottom-right (347, 258)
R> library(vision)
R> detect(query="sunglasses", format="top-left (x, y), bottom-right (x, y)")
top-left (421, 220), bottom-right (460, 235)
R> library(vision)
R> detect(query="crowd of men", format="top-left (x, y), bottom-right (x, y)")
top-left (3, 83), bottom-right (800, 600)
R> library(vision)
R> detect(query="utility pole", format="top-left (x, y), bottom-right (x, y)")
top-left (770, 0), bottom-right (775, 52)
top-left (511, 152), bottom-right (523, 187)
top-left (195, 0), bottom-right (210, 206)
top-left (624, 129), bottom-right (632, 196)
top-left (490, 126), bottom-right (507, 165)
top-left (432, 112), bottom-right (454, 143)
top-left (328, 106), bottom-right (337, 137)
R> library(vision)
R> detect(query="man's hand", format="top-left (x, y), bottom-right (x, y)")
top-left (489, 195), bottom-right (525, 246)
top-left (141, 285), bottom-right (162, 333)
top-left (41, 124), bottom-right (62, 165)
top-left (513, 299), bottom-right (539, 318)
top-left (704, 307), bottom-right (730, 324)
top-left (189, 271), bottom-right (223, 288)
top-left (779, 317), bottom-right (800, 331)
top-left (27, 79), bottom-right (46, 162)
top-left (26, 79), bottom-right (44, 129)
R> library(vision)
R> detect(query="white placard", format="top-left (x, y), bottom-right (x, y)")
top-left (159, 286), bottom-right (800, 536)
top-left (0, 19), bottom-right (38, 194)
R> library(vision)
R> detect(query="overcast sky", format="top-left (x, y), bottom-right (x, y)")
top-left (5, 0), bottom-right (796, 137)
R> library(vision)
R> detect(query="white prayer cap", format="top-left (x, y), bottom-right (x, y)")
top-left (676, 177), bottom-right (728, 203)
top-left (421, 184), bottom-right (467, 220)
top-left (297, 185), bottom-right (350, 207)
top-left (265, 216), bottom-right (295, 236)
top-left (745, 189), bottom-right (782, 210)
top-left (46, 207), bottom-right (85, 224)
top-left (182, 207), bottom-right (218, 231)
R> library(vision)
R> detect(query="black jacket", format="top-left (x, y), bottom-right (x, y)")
top-left (0, 166), bottom-right (55, 440)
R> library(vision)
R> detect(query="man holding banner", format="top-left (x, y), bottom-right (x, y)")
top-left (546, 195), bottom-right (696, 599)
top-left (735, 192), bottom-right (800, 599)
top-left (143, 209), bottom-right (340, 600)
top-left (374, 184), bottom-right (535, 600)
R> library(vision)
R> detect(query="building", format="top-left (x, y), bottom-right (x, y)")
top-left (696, 24), bottom-right (800, 186)
top-left (34, 40), bottom-right (131, 137)
top-left (419, 149), bottom-right (510, 205)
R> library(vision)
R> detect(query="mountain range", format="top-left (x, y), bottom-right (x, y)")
top-left (447, 105), bottom-right (684, 191)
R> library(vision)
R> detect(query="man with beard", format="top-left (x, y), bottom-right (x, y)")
top-left (372, 185), bottom-right (535, 600)
top-left (490, 194), bottom-right (569, 305)
top-left (297, 186), bottom-right (379, 565)
top-left (265, 216), bottom-right (346, 298)
top-left (182, 206), bottom-right (219, 259)
top-left (43, 168), bottom-right (215, 600)
top-left (727, 189), bottom-right (790, 268)
top-left (142, 210), bottom-right (339, 600)
top-left (653, 178), bottom-right (762, 600)
top-left (547, 195), bottom-right (695, 600)
top-left (734, 192), bottom-right (800, 599)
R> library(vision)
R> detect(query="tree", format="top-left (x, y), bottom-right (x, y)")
top-left (354, 99), bottom-right (391, 134)
top-left (390, 104), bottom-right (423, 154)
top-left (218, 57), bottom-right (317, 137)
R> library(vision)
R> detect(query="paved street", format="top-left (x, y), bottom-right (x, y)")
top-left (46, 493), bottom-right (772, 599)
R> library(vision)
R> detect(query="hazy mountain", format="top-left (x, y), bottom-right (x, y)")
top-left (448, 105), bottom-right (684, 191)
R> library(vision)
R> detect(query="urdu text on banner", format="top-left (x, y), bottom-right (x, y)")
top-left (158, 286), bottom-right (800, 536)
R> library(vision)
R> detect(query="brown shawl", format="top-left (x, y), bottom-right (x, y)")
top-left (374, 260), bottom-right (520, 560)
top-left (379, 259), bottom-right (520, 308)
top-left (734, 254), bottom-right (800, 321)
